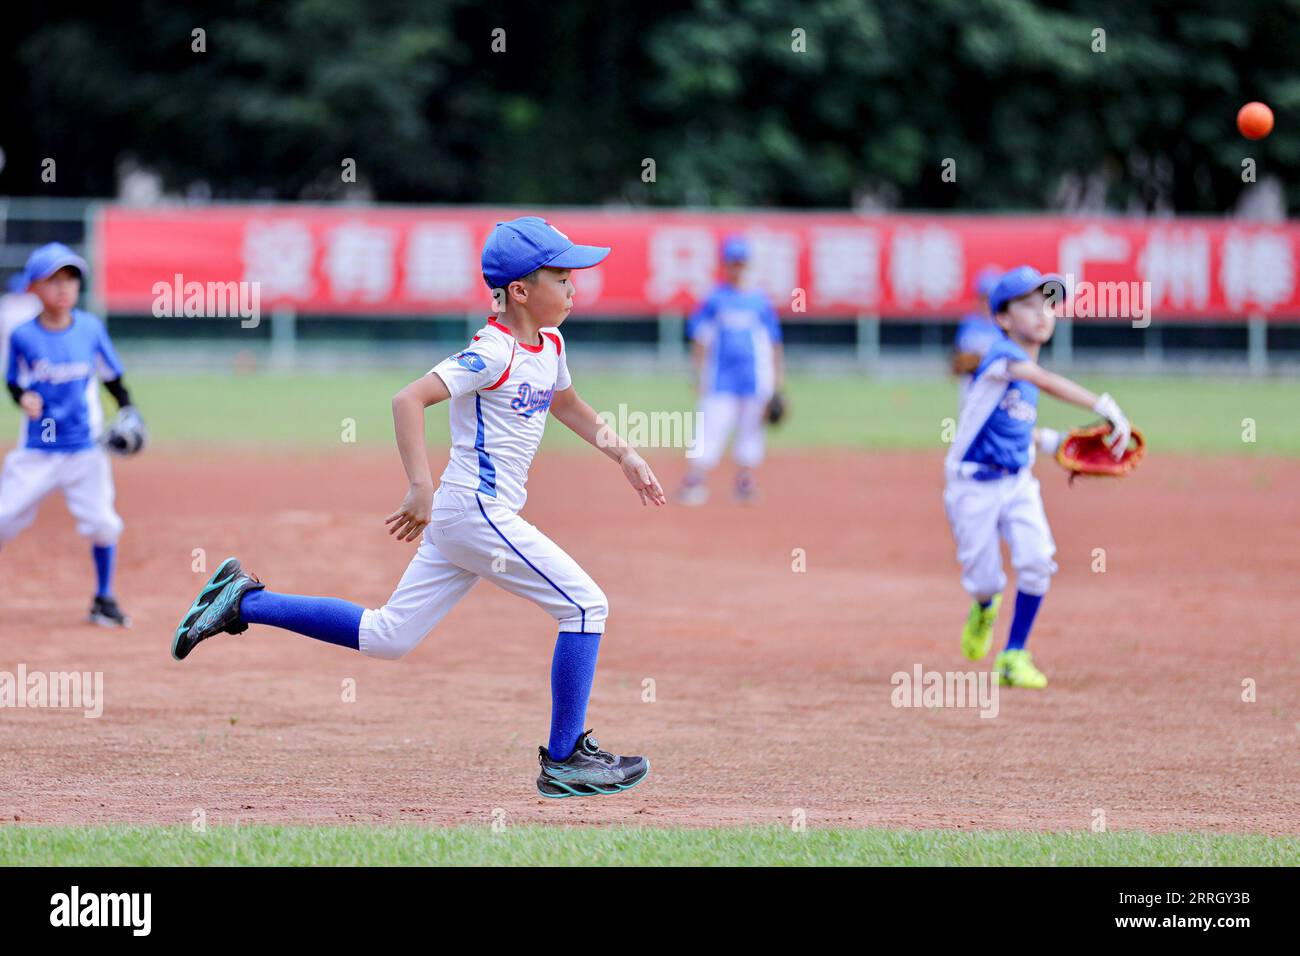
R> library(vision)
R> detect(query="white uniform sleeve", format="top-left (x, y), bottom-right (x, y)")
top-left (550, 328), bottom-right (572, 391)
top-left (980, 357), bottom-right (1012, 382)
top-left (430, 330), bottom-right (513, 398)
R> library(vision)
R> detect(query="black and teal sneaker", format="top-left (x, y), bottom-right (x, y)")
top-left (536, 730), bottom-right (649, 798)
top-left (171, 557), bottom-right (265, 661)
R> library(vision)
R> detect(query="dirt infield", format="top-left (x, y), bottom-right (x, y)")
top-left (2, 448), bottom-right (1298, 834)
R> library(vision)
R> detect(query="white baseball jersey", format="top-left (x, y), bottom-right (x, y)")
top-left (430, 318), bottom-right (570, 514)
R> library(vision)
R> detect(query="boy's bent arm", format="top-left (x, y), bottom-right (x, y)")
top-left (550, 386), bottom-right (666, 506)
top-left (385, 372), bottom-right (453, 541)
top-left (1009, 361), bottom-right (1098, 411)
top-left (1010, 360), bottom-right (1131, 458)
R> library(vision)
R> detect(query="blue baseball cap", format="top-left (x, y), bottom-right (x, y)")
top-left (721, 234), bottom-right (750, 263)
top-left (23, 242), bottom-right (88, 287)
top-left (6, 272), bottom-right (29, 293)
top-left (988, 265), bottom-right (1064, 315)
top-left (481, 216), bottom-right (609, 290)
top-left (974, 266), bottom-right (1002, 299)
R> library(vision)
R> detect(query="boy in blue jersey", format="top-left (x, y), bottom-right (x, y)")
top-left (951, 266), bottom-right (1002, 402)
top-left (677, 235), bottom-right (784, 505)
top-left (1, 243), bottom-right (140, 626)
top-left (943, 266), bottom-right (1131, 688)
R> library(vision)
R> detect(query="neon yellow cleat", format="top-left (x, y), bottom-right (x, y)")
top-left (995, 649), bottom-right (1048, 689)
top-left (961, 594), bottom-right (1002, 661)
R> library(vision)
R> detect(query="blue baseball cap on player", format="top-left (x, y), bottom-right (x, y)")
top-left (721, 234), bottom-right (750, 263)
top-left (480, 216), bottom-right (609, 290)
top-left (974, 266), bottom-right (1002, 299)
top-left (23, 242), bottom-right (89, 287)
top-left (987, 265), bottom-right (1064, 315)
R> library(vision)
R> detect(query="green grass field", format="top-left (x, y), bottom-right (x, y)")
top-left (1, 825), bottom-right (1295, 866)
top-left (6, 370), bottom-right (1297, 454)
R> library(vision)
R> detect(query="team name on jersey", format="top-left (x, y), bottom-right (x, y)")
top-left (28, 358), bottom-right (92, 385)
top-left (510, 383), bottom-right (554, 418)
top-left (999, 387), bottom-right (1037, 423)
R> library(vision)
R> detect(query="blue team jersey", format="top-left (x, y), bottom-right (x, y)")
top-left (687, 283), bottom-right (782, 396)
top-left (954, 312), bottom-right (1001, 359)
top-left (6, 310), bottom-right (125, 452)
top-left (947, 335), bottom-right (1038, 472)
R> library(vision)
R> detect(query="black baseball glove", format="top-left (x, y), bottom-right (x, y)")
top-left (102, 406), bottom-right (149, 456)
top-left (765, 392), bottom-right (787, 426)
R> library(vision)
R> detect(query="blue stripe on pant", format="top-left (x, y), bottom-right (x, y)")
top-left (476, 496), bottom-right (588, 632)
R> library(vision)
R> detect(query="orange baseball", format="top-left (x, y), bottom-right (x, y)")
top-left (1237, 101), bottom-right (1274, 140)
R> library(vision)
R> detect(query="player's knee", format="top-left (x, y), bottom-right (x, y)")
top-left (359, 608), bottom-right (424, 661)
top-left (962, 564), bottom-right (1005, 600)
top-left (1015, 554), bottom-right (1057, 596)
top-left (79, 512), bottom-right (124, 544)
top-left (587, 586), bottom-right (609, 623)
top-left (563, 582), bottom-right (608, 632)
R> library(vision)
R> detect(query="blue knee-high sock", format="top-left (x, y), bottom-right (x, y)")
top-left (239, 590), bottom-right (363, 650)
top-left (1005, 591), bottom-right (1043, 651)
top-left (548, 631), bottom-right (602, 761)
top-left (92, 544), bottom-right (115, 598)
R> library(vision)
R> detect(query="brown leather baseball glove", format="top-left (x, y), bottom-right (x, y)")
top-left (1055, 423), bottom-right (1145, 480)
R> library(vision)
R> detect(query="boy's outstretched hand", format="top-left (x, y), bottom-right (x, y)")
top-left (385, 482), bottom-right (434, 541)
top-left (620, 450), bottom-right (666, 506)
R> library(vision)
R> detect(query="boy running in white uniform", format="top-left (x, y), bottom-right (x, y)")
top-left (173, 217), bottom-right (666, 797)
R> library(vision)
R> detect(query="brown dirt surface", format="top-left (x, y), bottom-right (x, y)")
top-left (1, 448), bottom-right (1297, 833)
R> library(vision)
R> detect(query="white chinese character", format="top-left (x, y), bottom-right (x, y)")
top-left (1220, 230), bottom-right (1294, 311)
top-left (889, 227), bottom-right (964, 307)
top-left (1058, 225), bottom-right (1129, 284)
top-left (242, 220), bottom-right (315, 300)
top-left (810, 228), bottom-right (880, 307)
top-left (1138, 229), bottom-right (1210, 310)
top-left (323, 221), bottom-right (398, 302)
top-left (405, 224), bottom-right (476, 302)
top-left (645, 227), bottom-right (716, 304)
top-left (743, 229), bottom-right (801, 302)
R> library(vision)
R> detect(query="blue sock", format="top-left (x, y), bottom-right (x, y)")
top-left (1005, 591), bottom-right (1043, 651)
top-left (92, 544), bottom-right (115, 598)
top-left (978, 598), bottom-right (993, 610)
top-left (239, 590), bottom-right (362, 650)
top-left (548, 631), bottom-right (602, 761)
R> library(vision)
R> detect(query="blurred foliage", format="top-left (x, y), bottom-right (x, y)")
top-left (4, 0), bottom-right (1298, 212)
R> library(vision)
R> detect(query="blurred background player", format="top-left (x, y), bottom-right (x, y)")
top-left (1, 273), bottom-right (41, 376)
top-left (943, 266), bottom-right (1132, 688)
top-left (950, 266), bottom-right (1003, 403)
top-left (1, 243), bottom-right (139, 627)
top-left (677, 235), bottom-right (785, 505)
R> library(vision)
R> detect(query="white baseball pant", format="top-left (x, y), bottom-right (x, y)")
top-left (358, 486), bottom-right (608, 660)
top-left (943, 467), bottom-right (1057, 600)
top-left (691, 391), bottom-right (770, 470)
top-left (0, 447), bottom-right (124, 547)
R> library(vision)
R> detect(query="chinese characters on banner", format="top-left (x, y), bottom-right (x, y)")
top-left (96, 206), bottom-right (1300, 319)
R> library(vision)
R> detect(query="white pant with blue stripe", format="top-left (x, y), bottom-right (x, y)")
top-left (358, 486), bottom-right (608, 660)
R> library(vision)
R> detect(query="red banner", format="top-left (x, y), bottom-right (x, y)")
top-left (95, 205), bottom-right (1300, 319)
